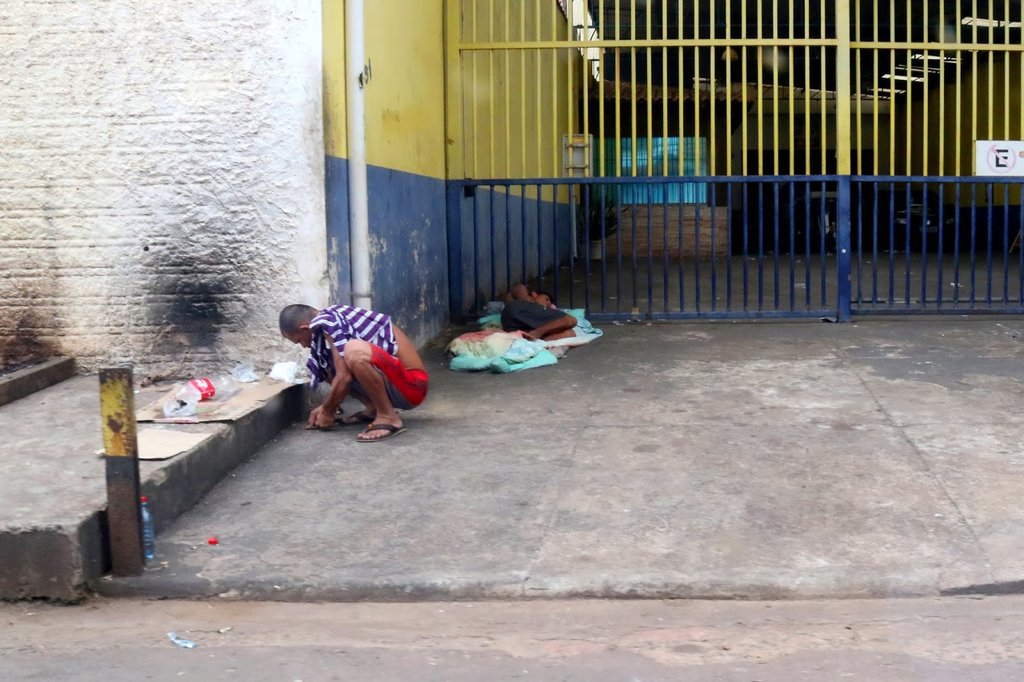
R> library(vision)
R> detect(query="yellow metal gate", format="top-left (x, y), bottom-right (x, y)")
top-left (444, 1), bottom-right (1024, 320)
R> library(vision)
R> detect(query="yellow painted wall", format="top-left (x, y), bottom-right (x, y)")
top-left (323, 0), bottom-right (447, 179)
top-left (453, 0), bottom-right (580, 180)
top-left (323, 0), bottom-right (347, 158)
top-left (365, 0), bottom-right (446, 179)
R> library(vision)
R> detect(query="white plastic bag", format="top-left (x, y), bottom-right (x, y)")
top-left (269, 361), bottom-right (299, 383)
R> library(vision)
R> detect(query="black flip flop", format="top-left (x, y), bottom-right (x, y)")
top-left (356, 423), bottom-right (407, 443)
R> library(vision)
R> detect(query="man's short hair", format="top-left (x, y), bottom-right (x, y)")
top-left (279, 304), bottom-right (317, 333)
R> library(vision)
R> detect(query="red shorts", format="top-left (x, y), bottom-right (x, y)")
top-left (363, 344), bottom-right (428, 408)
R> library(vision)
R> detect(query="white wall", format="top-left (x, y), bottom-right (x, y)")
top-left (0, 0), bottom-right (327, 376)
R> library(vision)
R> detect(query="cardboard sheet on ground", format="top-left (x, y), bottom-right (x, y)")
top-left (94, 428), bottom-right (211, 461)
top-left (136, 428), bottom-right (212, 460)
top-left (136, 378), bottom-right (295, 424)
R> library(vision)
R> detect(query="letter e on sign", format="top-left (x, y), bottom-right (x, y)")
top-left (975, 140), bottom-right (1024, 177)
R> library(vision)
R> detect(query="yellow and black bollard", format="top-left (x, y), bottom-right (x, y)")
top-left (99, 367), bottom-right (143, 575)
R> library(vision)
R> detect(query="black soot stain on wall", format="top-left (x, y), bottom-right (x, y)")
top-left (145, 249), bottom-right (236, 352)
top-left (1, 285), bottom-right (58, 369)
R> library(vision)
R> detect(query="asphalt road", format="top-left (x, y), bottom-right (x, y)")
top-left (5, 595), bottom-right (1024, 681)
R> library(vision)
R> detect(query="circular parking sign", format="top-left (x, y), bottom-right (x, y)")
top-left (987, 144), bottom-right (1018, 174)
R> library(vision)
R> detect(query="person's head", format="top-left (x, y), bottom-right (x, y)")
top-left (279, 304), bottom-right (318, 348)
top-left (509, 283), bottom-right (531, 301)
top-left (530, 289), bottom-right (555, 308)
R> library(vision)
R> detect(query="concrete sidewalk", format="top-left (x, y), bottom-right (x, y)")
top-left (96, 318), bottom-right (1024, 602)
top-left (0, 372), bottom-right (301, 600)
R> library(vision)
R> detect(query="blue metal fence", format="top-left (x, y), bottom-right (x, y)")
top-left (446, 176), bottom-right (1024, 322)
top-left (851, 177), bottom-right (1024, 314)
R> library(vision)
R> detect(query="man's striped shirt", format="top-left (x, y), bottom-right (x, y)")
top-left (307, 305), bottom-right (397, 386)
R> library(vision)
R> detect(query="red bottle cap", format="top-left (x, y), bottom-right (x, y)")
top-left (140, 496), bottom-right (149, 503)
top-left (207, 536), bottom-right (219, 545)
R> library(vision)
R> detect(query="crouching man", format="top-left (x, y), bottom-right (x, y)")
top-left (279, 304), bottom-right (429, 443)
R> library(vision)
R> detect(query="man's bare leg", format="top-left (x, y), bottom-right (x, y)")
top-left (342, 340), bottom-right (403, 441)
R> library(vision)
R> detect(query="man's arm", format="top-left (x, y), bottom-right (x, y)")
top-left (392, 324), bottom-right (426, 371)
top-left (307, 337), bottom-right (351, 429)
top-left (523, 313), bottom-right (577, 341)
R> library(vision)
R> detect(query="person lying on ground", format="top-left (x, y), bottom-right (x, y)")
top-left (504, 282), bottom-right (557, 309)
top-left (279, 303), bottom-right (428, 443)
top-left (531, 289), bottom-right (557, 310)
top-left (500, 291), bottom-right (577, 341)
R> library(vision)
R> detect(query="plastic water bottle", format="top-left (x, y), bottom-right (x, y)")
top-left (213, 375), bottom-right (241, 402)
top-left (162, 382), bottom-right (202, 418)
top-left (140, 496), bottom-right (155, 561)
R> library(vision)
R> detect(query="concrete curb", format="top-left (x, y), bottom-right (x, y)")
top-left (94, 574), bottom-right (1024, 603)
top-left (0, 358), bottom-right (76, 408)
top-left (0, 384), bottom-right (303, 602)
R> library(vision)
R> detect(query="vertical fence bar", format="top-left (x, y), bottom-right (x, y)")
top-left (536, 182), bottom-right (543, 297)
top-left (742, 0), bottom-right (749, 176)
top-left (904, 0), bottom-right (912, 179)
top-left (663, 182), bottom-right (670, 314)
top-left (1003, 183), bottom-right (1010, 304)
top-left (938, 0), bottom-right (945, 177)
top-left (520, 184), bottom-right (528, 286)
top-left (921, 181), bottom-right (929, 307)
top-left (872, 181), bottom-right (879, 304)
top-left (504, 8), bottom-right (511, 178)
top-left (505, 184), bottom-right (512, 293)
top-left (695, 197), bottom-right (703, 312)
top-left (520, 7), bottom-right (527, 180)
top-left (888, 180), bottom-right (894, 305)
top-left (889, 0), bottom-right (896, 176)
top-left (725, 0), bottom-right (733, 176)
top-left (903, 182), bottom-right (911, 306)
top-left (679, 178), bottom-right (686, 311)
top-left (805, 0), bottom-right (811, 176)
top-left (789, 181), bottom-right (796, 309)
top-left (469, 1), bottom-right (478, 179)
top-left (488, 6), bottom-right (495, 179)
top-left (711, 184), bottom-right (718, 311)
top-left (1019, 194), bottom-right (1024, 305)
top-left (536, 1), bottom-right (543, 178)
top-left (937, 183), bottom-right (945, 308)
top-left (970, 184), bottom-right (977, 307)
top-left (743, 182), bottom-right (750, 309)
top-left (800, 178), bottom-right (808, 306)
top-left (851, 180), bottom-right (860, 307)
top-left (987, 182), bottom-right (994, 305)
top-left (726, 182), bottom-right (734, 309)
top-left (757, 182), bottom-right (764, 310)
top-left (819, 179), bottom-right (827, 307)
top-left (773, 181), bottom-right (780, 309)
top-left (446, 182), bottom-right (465, 320)
top-left (489, 184), bottom-right (496, 299)
top-left (472, 185), bottom-right (480, 311)
top-left (552, 182), bottom-right (561, 304)
top-left (953, 183), bottom-right (961, 305)
top-left (709, 1), bottom-right (717, 177)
